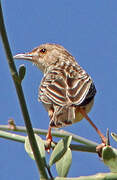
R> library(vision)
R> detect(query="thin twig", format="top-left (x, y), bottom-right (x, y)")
top-left (46, 166), bottom-right (54, 179)
top-left (0, 125), bottom-right (98, 147)
top-left (0, 2), bottom-right (48, 179)
top-left (0, 130), bottom-right (25, 143)
top-left (54, 173), bottom-right (117, 180)
top-left (0, 130), bottom-right (97, 153)
top-left (70, 144), bottom-right (96, 153)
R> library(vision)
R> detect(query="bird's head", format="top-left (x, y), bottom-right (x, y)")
top-left (14, 43), bottom-right (74, 73)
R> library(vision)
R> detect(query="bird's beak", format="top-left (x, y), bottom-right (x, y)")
top-left (13, 53), bottom-right (35, 62)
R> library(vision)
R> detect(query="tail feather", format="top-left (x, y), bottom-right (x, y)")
top-left (68, 106), bottom-right (76, 121)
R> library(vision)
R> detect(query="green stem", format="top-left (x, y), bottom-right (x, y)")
top-left (0, 125), bottom-right (98, 147)
top-left (0, 130), bottom-right (97, 153)
top-left (58, 130), bottom-right (98, 147)
top-left (54, 173), bottom-right (117, 180)
top-left (70, 144), bottom-right (96, 153)
top-left (0, 130), bottom-right (25, 143)
top-left (0, 2), bottom-right (48, 179)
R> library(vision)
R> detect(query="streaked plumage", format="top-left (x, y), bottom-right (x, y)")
top-left (39, 52), bottom-right (96, 128)
top-left (14, 43), bottom-right (106, 148)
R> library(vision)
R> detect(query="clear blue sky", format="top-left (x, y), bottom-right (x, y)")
top-left (1, 0), bottom-right (117, 179)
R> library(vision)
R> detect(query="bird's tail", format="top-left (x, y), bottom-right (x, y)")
top-left (49, 105), bottom-right (76, 128)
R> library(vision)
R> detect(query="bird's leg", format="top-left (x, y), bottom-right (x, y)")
top-left (46, 126), bottom-right (52, 145)
top-left (45, 109), bottom-right (54, 152)
top-left (45, 126), bottom-right (52, 152)
top-left (79, 108), bottom-right (107, 144)
top-left (79, 108), bottom-right (107, 157)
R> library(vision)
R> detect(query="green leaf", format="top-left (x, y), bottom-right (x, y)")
top-left (56, 147), bottom-right (72, 177)
top-left (24, 134), bottom-right (46, 166)
top-left (102, 146), bottom-right (117, 172)
top-left (18, 64), bottom-right (26, 82)
top-left (49, 136), bottom-right (72, 167)
top-left (111, 132), bottom-right (117, 142)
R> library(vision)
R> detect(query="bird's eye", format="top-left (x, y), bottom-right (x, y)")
top-left (40, 48), bottom-right (47, 53)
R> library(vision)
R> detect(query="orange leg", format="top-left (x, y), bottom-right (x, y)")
top-left (46, 126), bottom-right (52, 143)
top-left (79, 108), bottom-right (107, 144)
top-left (45, 108), bottom-right (54, 152)
top-left (45, 126), bottom-right (53, 152)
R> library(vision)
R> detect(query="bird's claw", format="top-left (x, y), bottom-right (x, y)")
top-left (96, 136), bottom-right (107, 157)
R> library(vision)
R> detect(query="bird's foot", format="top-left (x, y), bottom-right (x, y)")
top-left (96, 136), bottom-right (107, 157)
top-left (101, 136), bottom-right (107, 144)
top-left (96, 143), bottom-right (106, 157)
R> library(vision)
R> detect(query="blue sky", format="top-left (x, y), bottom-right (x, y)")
top-left (1, 0), bottom-right (117, 179)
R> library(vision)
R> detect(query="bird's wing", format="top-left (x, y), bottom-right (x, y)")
top-left (39, 62), bottom-right (96, 107)
top-left (39, 67), bottom-right (67, 106)
top-left (66, 66), bottom-right (96, 106)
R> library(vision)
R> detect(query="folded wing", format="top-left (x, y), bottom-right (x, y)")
top-left (39, 62), bottom-right (96, 107)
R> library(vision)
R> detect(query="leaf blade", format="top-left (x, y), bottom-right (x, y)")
top-left (24, 134), bottom-right (46, 166)
top-left (102, 146), bottom-right (117, 172)
top-left (49, 136), bottom-right (72, 167)
top-left (56, 147), bottom-right (72, 177)
top-left (18, 64), bottom-right (26, 82)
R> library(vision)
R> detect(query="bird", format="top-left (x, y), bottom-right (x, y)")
top-left (14, 43), bottom-right (106, 148)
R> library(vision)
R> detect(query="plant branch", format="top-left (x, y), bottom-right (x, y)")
top-left (0, 2), bottom-right (48, 179)
top-left (0, 130), bottom-right (25, 143)
top-left (70, 144), bottom-right (96, 153)
top-left (0, 125), bottom-right (98, 147)
top-left (54, 173), bottom-right (117, 180)
top-left (0, 130), bottom-right (97, 153)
